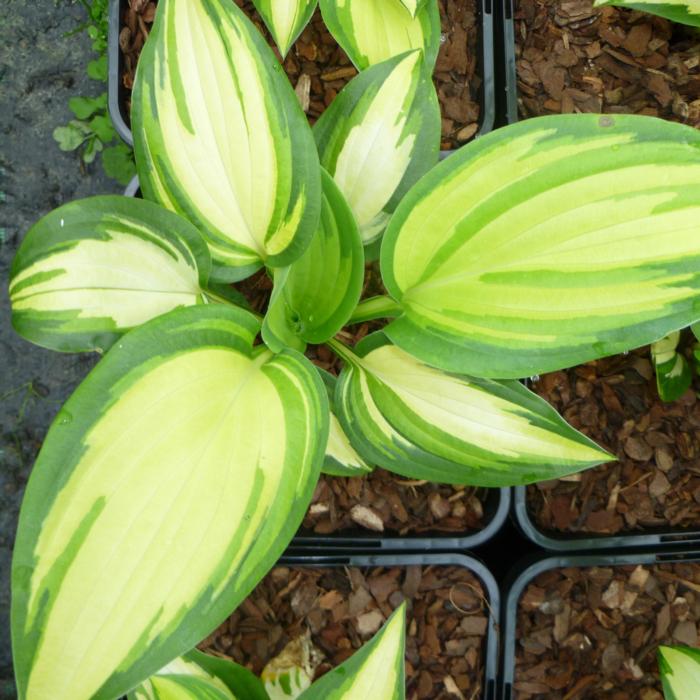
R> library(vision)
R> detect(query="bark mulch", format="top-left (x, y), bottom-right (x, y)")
top-left (201, 565), bottom-right (491, 699)
top-left (119, 0), bottom-right (483, 148)
top-left (527, 340), bottom-right (700, 536)
top-left (515, 562), bottom-right (700, 699)
top-left (514, 0), bottom-right (700, 127)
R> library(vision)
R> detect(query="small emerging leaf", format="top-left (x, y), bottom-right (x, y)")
top-left (262, 632), bottom-right (321, 699)
top-left (263, 170), bottom-right (364, 350)
top-left (399, 0), bottom-right (428, 15)
top-left (319, 0), bottom-right (440, 71)
top-left (252, 0), bottom-right (318, 57)
top-left (298, 603), bottom-right (406, 700)
top-left (659, 645), bottom-right (700, 700)
top-left (652, 332), bottom-right (692, 402)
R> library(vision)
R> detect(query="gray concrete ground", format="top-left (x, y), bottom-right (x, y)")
top-left (1, 1), bottom-right (121, 694)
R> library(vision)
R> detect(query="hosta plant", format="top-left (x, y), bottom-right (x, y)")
top-left (659, 645), bottom-right (700, 700)
top-left (128, 604), bottom-right (405, 700)
top-left (8, 0), bottom-right (700, 698)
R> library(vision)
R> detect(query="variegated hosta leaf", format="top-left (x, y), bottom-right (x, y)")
top-left (333, 334), bottom-right (611, 486)
top-left (317, 368), bottom-right (374, 477)
top-left (381, 114), bottom-right (700, 379)
top-left (262, 633), bottom-right (321, 699)
top-left (659, 646), bottom-right (700, 700)
top-left (652, 331), bottom-right (692, 402)
top-left (399, 0), bottom-right (429, 16)
top-left (314, 50), bottom-right (440, 245)
top-left (128, 650), bottom-right (268, 700)
top-left (594, 0), bottom-right (700, 27)
top-left (298, 603), bottom-right (406, 700)
top-left (319, 0), bottom-right (440, 71)
top-left (324, 412), bottom-right (374, 477)
top-left (133, 0), bottom-right (321, 282)
top-left (252, 0), bottom-right (318, 57)
top-left (12, 305), bottom-right (328, 700)
top-left (9, 196), bottom-right (209, 353)
top-left (263, 170), bottom-right (364, 351)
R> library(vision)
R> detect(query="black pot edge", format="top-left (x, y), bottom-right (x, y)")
top-left (280, 551), bottom-right (500, 700)
top-left (108, 0), bottom-right (134, 147)
top-left (107, 0), bottom-right (497, 155)
top-left (513, 486), bottom-right (700, 552)
top-left (499, 547), bottom-right (700, 700)
top-left (289, 487), bottom-right (511, 552)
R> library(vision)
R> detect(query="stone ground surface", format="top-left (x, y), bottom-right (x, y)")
top-left (1, 1), bottom-right (121, 695)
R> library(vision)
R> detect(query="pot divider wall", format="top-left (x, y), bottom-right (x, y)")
top-left (500, 548), bottom-right (700, 700)
top-left (107, 0), bottom-right (496, 156)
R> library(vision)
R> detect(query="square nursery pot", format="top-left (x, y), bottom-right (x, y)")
top-left (202, 552), bottom-right (500, 700)
top-left (108, 0), bottom-right (496, 155)
top-left (500, 0), bottom-right (700, 127)
top-left (497, 0), bottom-right (700, 552)
top-left (501, 548), bottom-right (700, 700)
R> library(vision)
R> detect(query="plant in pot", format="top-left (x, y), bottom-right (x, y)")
top-left (7, 0), bottom-right (700, 698)
top-left (127, 601), bottom-right (406, 699)
top-left (502, 551), bottom-right (700, 699)
top-left (501, 0), bottom-right (700, 549)
top-left (111, 0), bottom-right (498, 547)
top-left (112, 0), bottom-right (492, 154)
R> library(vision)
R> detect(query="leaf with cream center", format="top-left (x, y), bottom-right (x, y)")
top-left (133, 0), bottom-right (321, 281)
top-left (12, 305), bottom-right (328, 700)
top-left (10, 196), bottom-right (209, 353)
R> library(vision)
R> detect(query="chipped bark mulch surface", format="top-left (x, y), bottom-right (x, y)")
top-left (304, 471), bottom-right (490, 535)
top-left (514, 562), bottom-right (700, 699)
top-left (514, 0), bottom-right (700, 126)
top-left (527, 340), bottom-right (700, 536)
top-left (120, 0), bottom-right (482, 148)
top-left (200, 565), bottom-right (491, 698)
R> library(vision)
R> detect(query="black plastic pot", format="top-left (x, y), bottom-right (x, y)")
top-left (107, 0), bottom-right (496, 155)
top-left (500, 547), bottom-right (700, 699)
top-left (513, 485), bottom-right (700, 552)
top-left (500, 0), bottom-right (518, 125)
top-left (280, 551), bottom-right (500, 700)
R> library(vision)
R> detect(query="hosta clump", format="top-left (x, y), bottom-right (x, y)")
top-left (8, 0), bottom-right (700, 698)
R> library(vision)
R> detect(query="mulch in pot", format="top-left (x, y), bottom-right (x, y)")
top-left (512, 0), bottom-right (700, 537)
top-left (200, 564), bottom-right (492, 699)
top-left (514, 0), bottom-right (700, 126)
top-left (527, 338), bottom-right (700, 536)
top-left (515, 561), bottom-right (700, 699)
top-left (119, 0), bottom-right (483, 149)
